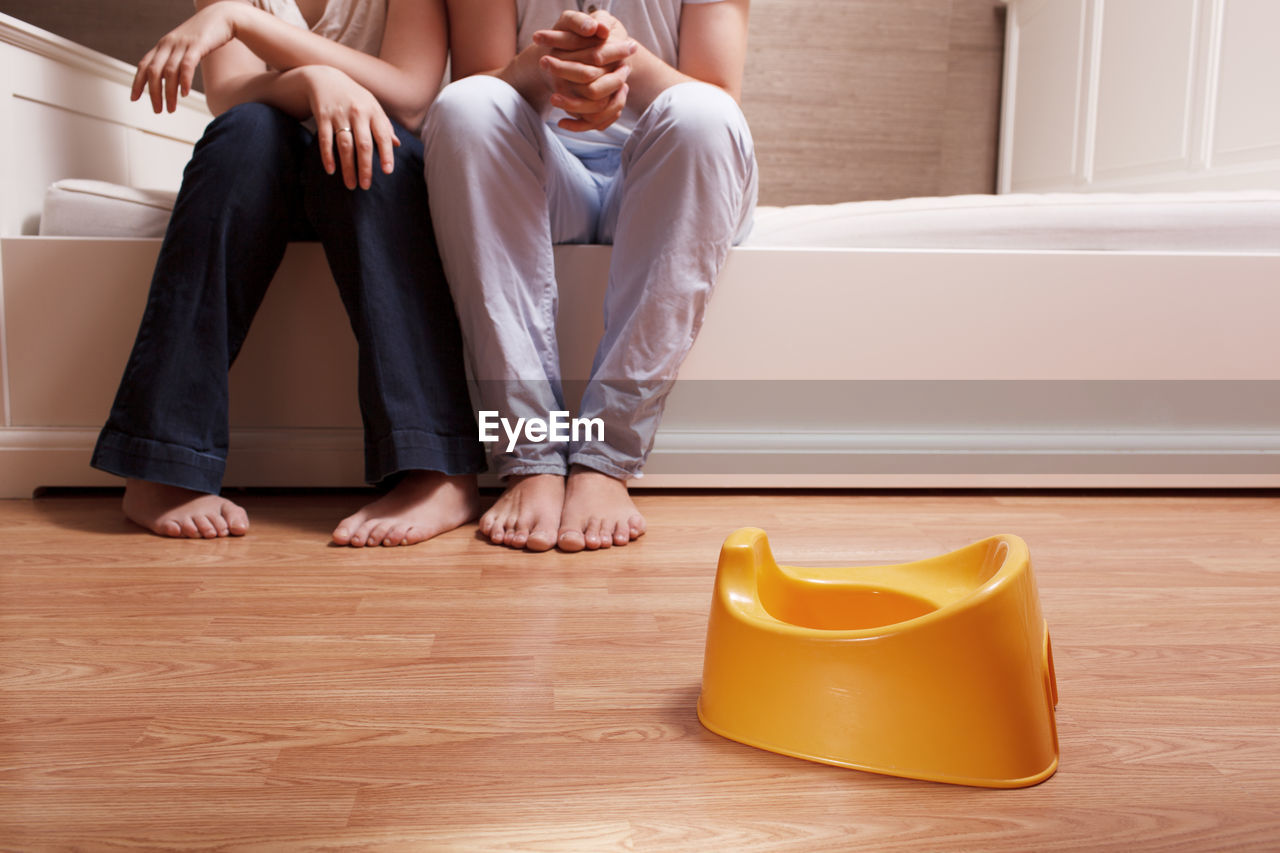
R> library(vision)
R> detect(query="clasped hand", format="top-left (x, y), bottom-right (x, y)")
top-left (533, 10), bottom-right (637, 132)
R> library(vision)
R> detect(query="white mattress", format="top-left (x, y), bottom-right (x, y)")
top-left (746, 190), bottom-right (1280, 252)
top-left (38, 180), bottom-right (1280, 252)
top-left (39, 179), bottom-right (177, 238)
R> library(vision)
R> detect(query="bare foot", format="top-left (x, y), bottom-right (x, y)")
top-left (478, 473), bottom-right (565, 552)
top-left (557, 465), bottom-right (646, 552)
top-left (332, 471), bottom-right (480, 547)
top-left (122, 479), bottom-right (249, 539)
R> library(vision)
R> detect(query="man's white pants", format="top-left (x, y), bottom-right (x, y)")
top-left (424, 75), bottom-right (757, 480)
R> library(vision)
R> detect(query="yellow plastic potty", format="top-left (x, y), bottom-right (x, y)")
top-left (697, 529), bottom-right (1058, 788)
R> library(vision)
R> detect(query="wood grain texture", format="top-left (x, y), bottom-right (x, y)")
top-left (742, 0), bottom-right (1007, 204)
top-left (1, 490), bottom-right (1278, 850)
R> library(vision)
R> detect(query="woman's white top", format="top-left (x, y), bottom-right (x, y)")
top-left (249, 0), bottom-right (386, 57)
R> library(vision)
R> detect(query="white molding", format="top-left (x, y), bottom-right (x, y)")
top-left (633, 473), bottom-right (1280, 488)
top-left (3, 425), bottom-right (1278, 497)
top-left (1080, 0), bottom-right (1103, 185)
top-left (1179, 0), bottom-right (1202, 168)
top-left (1001, 0), bottom-right (1092, 191)
top-left (654, 429), bottom-right (1280, 454)
top-left (1007, 161), bottom-right (1280, 193)
top-left (1200, 0), bottom-right (1225, 170)
top-left (0, 246), bottom-right (8, 429)
top-left (0, 12), bottom-right (204, 112)
top-left (646, 428), bottom-right (1280, 480)
top-left (997, 5), bottom-right (1020, 193)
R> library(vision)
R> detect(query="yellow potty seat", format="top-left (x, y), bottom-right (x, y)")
top-left (697, 529), bottom-right (1059, 788)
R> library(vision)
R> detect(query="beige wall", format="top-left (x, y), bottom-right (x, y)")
top-left (743, 0), bottom-right (1006, 204)
top-left (0, 0), bottom-right (189, 75)
top-left (0, 0), bottom-right (1005, 205)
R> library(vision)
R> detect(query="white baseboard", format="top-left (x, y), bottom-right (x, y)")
top-left (4, 425), bottom-right (1277, 498)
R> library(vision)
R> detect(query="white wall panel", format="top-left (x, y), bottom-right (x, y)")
top-left (1002, 0), bottom-right (1280, 191)
top-left (1093, 0), bottom-right (1198, 177)
top-left (1004, 0), bottom-right (1088, 188)
top-left (1213, 0), bottom-right (1280, 164)
top-left (127, 128), bottom-right (201, 191)
top-left (0, 14), bottom-right (206, 234)
top-left (7, 99), bottom-right (130, 234)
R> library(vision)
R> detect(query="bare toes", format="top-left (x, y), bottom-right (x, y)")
top-left (350, 520), bottom-right (378, 547)
top-left (587, 518), bottom-right (607, 550)
top-left (485, 512), bottom-right (509, 544)
top-left (332, 514), bottom-right (362, 545)
top-left (507, 521), bottom-right (531, 549)
top-left (557, 528), bottom-right (586, 553)
top-left (372, 522), bottom-right (398, 547)
top-left (526, 526), bottom-right (557, 552)
top-left (226, 508), bottom-right (249, 536)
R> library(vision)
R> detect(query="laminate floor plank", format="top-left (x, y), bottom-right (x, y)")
top-left (2, 491), bottom-right (1277, 850)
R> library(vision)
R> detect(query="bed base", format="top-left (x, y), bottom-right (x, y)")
top-left (3, 238), bottom-right (1277, 495)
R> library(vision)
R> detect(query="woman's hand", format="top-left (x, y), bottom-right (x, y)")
top-left (300, 66), bottom-right (400, 191)
top-left (132, 2), bottom-right (243, 113)
top-left (533, 10), bottom-right (636, 132)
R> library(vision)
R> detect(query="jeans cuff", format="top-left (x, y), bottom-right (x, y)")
top-left (90, 429), bottom-right (225, 494)
top-left (367, 429), bottom-right (489, 484)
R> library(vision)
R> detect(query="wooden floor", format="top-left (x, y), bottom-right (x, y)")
top-left (1, 490), bottom-right (1278, 851)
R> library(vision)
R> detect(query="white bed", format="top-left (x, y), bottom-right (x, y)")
top-left (42, 180), bottom-right (1280, 254)
top-left (749, 191), bottom-right (1280, 252)
top-left (2, 7), bottom-right (1278, 496)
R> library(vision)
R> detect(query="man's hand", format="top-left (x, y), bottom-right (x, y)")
top-left (532, 10), bottom-right (636, 132)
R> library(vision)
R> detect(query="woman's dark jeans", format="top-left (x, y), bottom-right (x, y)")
top-left (91, 103), bottom-right (485, 493)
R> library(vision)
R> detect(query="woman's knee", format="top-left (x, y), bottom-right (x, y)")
top-left (203, 103), bottom-right (299, 148)
top-left (191, 103), bottom-right (304, 180)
